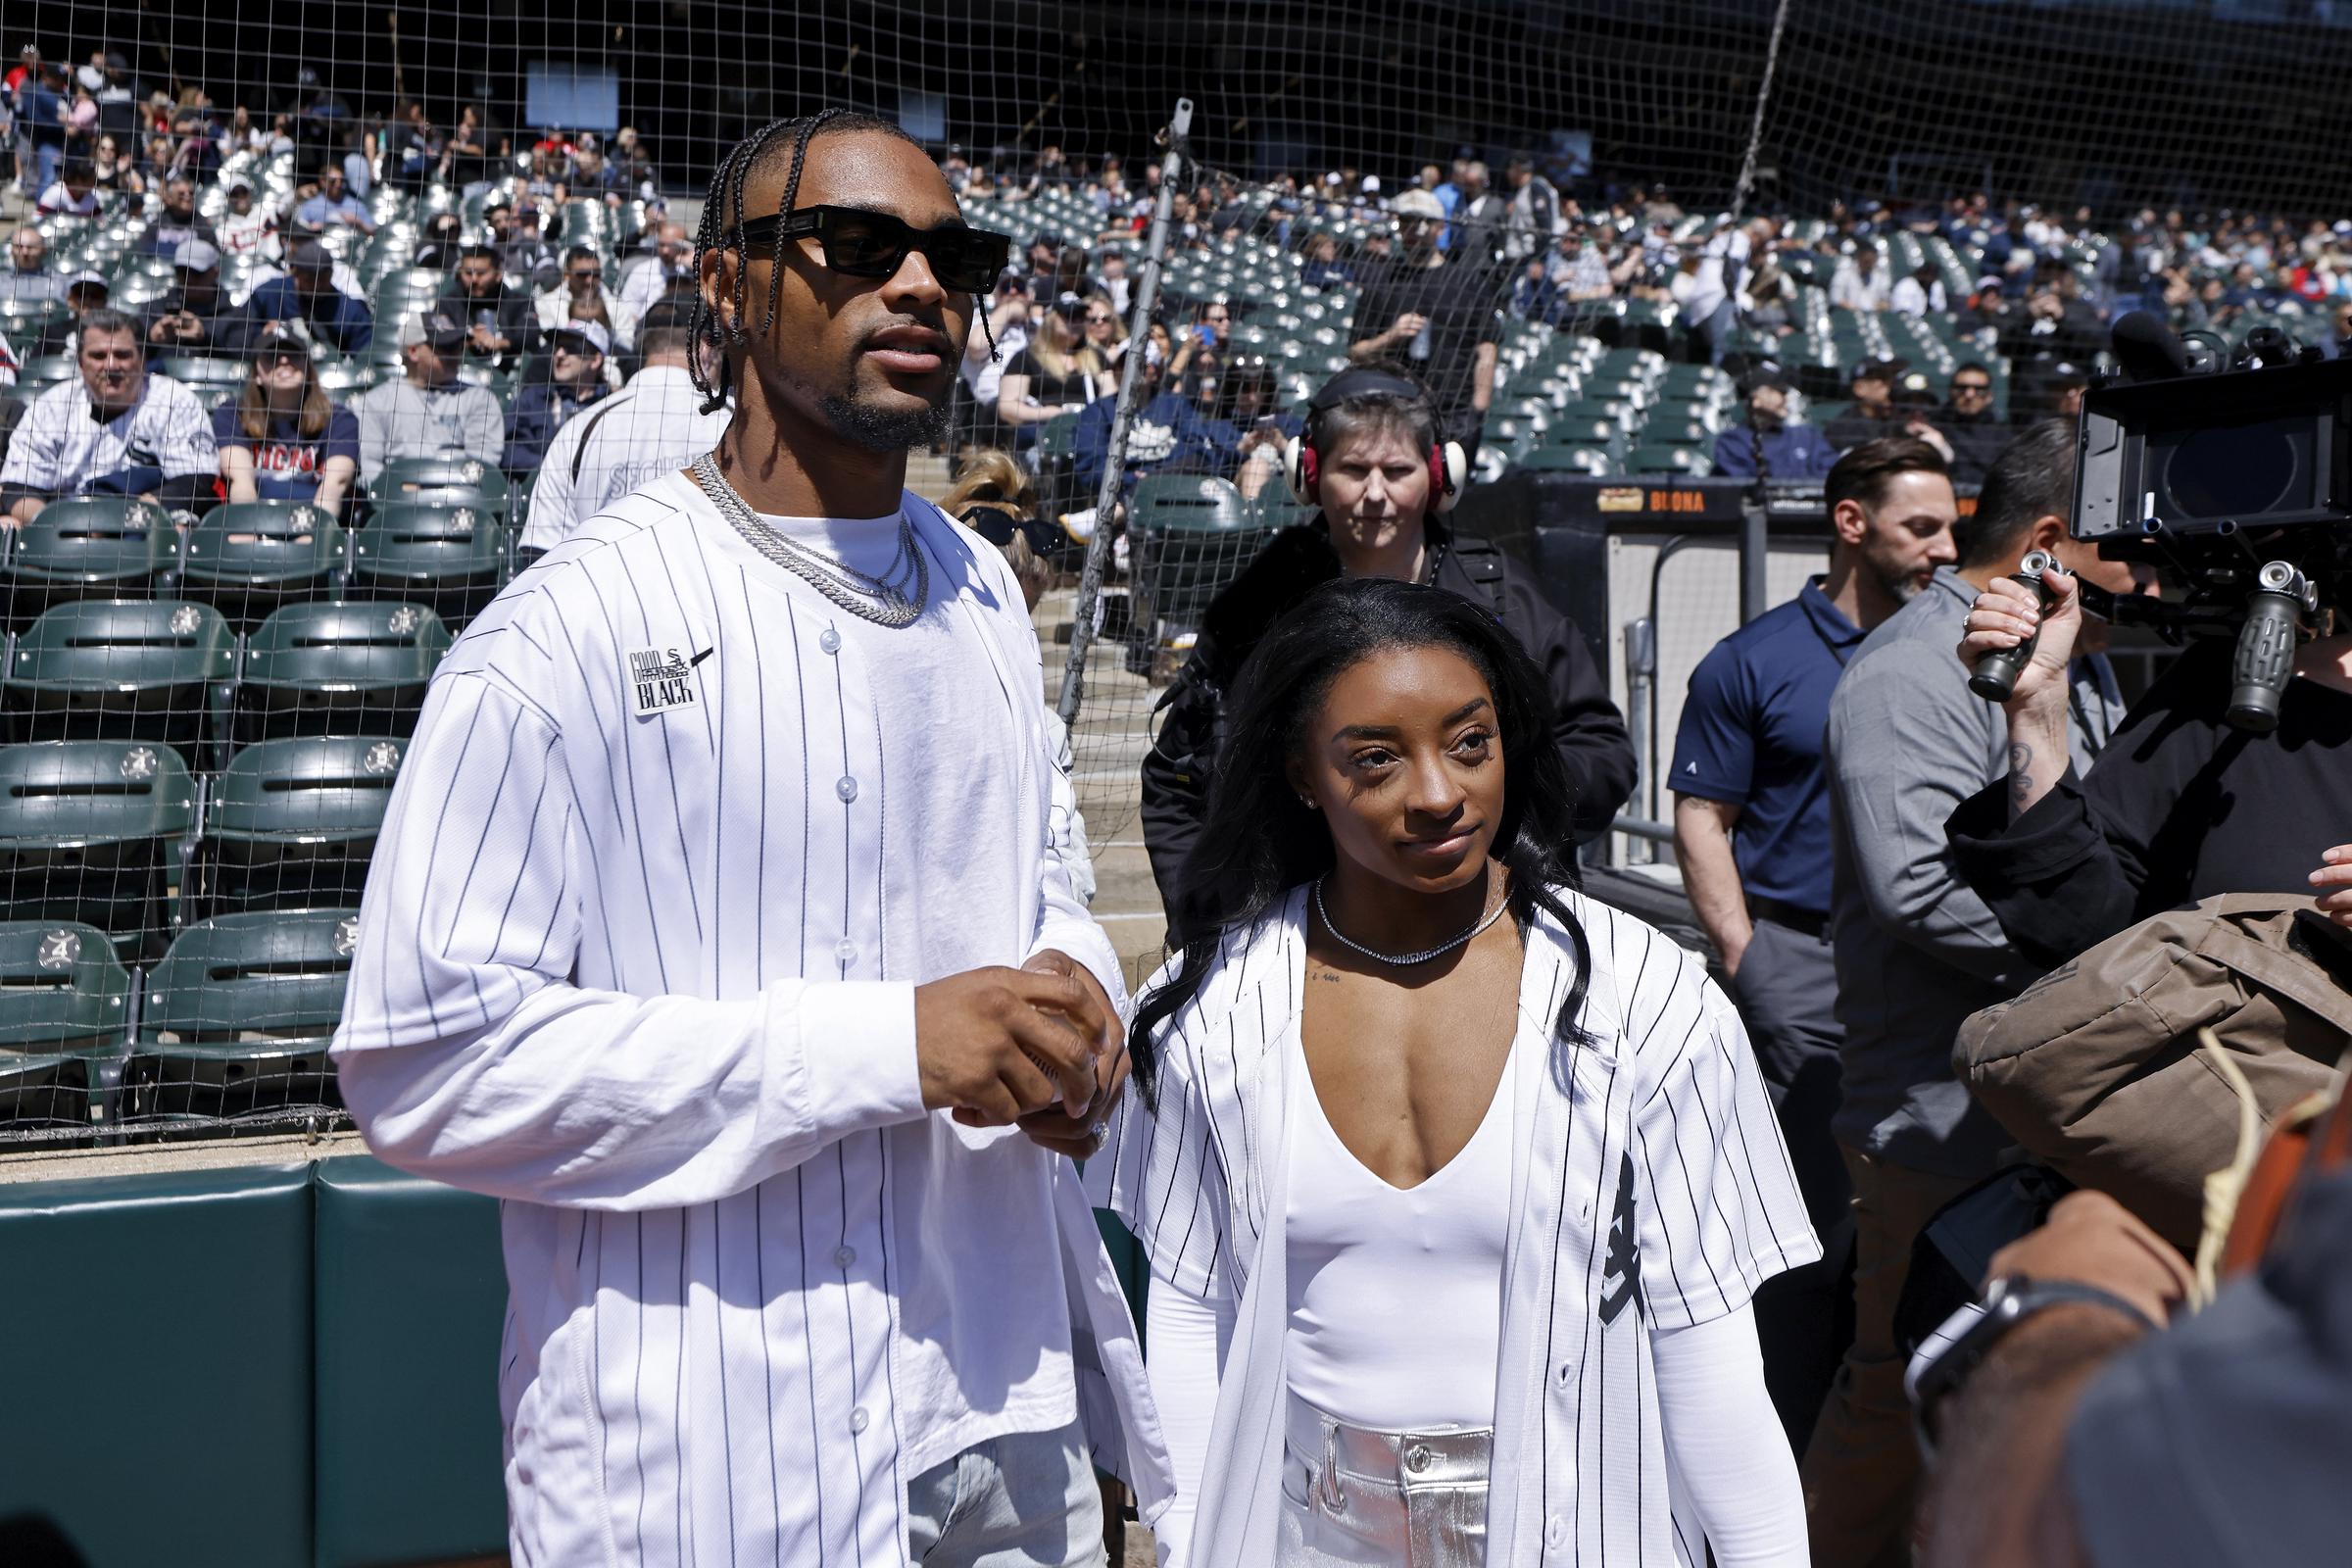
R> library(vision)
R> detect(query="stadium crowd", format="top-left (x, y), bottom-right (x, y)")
top-left (1, 43), bottom-right (2349, 1568)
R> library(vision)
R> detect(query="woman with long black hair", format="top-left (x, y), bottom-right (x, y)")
top-left (1101, 577), bottom-right (1815, 1566)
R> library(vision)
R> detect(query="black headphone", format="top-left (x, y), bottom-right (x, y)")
top-left (1282, 367), bottom-right (1465, 514)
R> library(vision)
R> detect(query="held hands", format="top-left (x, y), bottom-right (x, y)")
top-left (1956, 565), bottom-right (2082, 710)
top-left (910, 952), bottom-right (1127, 1158)
top-left (2311, 845), bottom-right (2352, 929)
top-left (1012, 951), bottom-right (1131, 1159)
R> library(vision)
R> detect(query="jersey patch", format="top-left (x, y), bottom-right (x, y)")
top-left (627, 646), bottom-right (704, 716)
top-left (1599, 1152), bottom-right (1644, 1325)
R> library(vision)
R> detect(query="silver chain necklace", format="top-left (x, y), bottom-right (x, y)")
top-left (1312, 871), bottom-right (1510, 967)
top-left (690, 452), bottom-right (929, 629)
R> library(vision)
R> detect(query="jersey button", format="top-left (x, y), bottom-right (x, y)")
top-left (849, 1406), bottom-right (870, 1434)
top-left (1544, 1517), bottom-right (1567, 1548)
top-left (832, 1246), bottom-right (856, 1269)
top-left (818, 626), bottom-right (842, 655)
top-left (835, 775), bottom-right (858, 803)
top-left (834, 938), bottom-right (858, 966)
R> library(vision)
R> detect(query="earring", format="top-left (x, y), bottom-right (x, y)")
top-left (1297, 794), bottom-right (1316, 810)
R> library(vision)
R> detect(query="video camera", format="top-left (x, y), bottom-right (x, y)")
top-left (2067, 317), bottom-right (2352, 732)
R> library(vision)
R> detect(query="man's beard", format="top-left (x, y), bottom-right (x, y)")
top-left (819, 389), bottom-right (952, 453)
top-left (1876, 562), bottom-right (1932, 605)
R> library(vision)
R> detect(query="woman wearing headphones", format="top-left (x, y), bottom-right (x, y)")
top-left (1140, 365), bottom-right (1637, 935)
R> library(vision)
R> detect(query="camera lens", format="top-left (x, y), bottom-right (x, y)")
top-left (2161, 421), bottom-right (2302, 518)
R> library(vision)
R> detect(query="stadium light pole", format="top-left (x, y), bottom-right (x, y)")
top-left (1054, 98), bottom-right (1193, 729)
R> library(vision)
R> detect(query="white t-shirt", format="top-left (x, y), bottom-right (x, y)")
top-left (35, 183), bottom-right (102, 220)
top-left (1285, 1026), bottom-right (1514, 1430)
top-left (1678, 227), bottom-right (1751, 325)
top-left (216, 206), bottom-right (281, 261)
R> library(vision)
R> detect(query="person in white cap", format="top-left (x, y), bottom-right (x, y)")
top-left (501, 318), bottom-right (611, 475)
top-left (216, 173), bottom-right (281, 261)
top-left (1347, 187), bottom-right (1502, 460)
top-left (140, 239), bottom-right (232, 351)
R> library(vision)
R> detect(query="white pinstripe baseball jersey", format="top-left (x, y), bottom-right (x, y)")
top-left (1096, 888), bottom-right (1818, 1566)
top-left (0, 373), bottom-right (218, 496)
top-left (518, 367), bottom-right (733, 553)
top-left (332, 472), bottom-right (1171, 1566)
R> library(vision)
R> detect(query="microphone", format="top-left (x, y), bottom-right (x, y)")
top-left (2109, 311), bottom-right (2191, 383)
top-left (1968, 551), bottom-right (2057, 703)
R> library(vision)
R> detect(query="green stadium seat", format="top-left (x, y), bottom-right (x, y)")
top-left (192, 735), bottom-right (404, 918)
top-left (2, 599), bottom-right (234, 761)
top-left (5, 497), bottom-right (176, 628)
top-left (1515, 446), bottom-right (1612, 475)
top-left (0, 917), bottom-right (131, 1125)
top-left (1640, 417), bottom-right (1715, 449)
top-left (1629, 444), bottom-right (1713, 476)
top-left (1560, 398), bottom-right (1636, 429)
top-left (370, 456), bottom-right (512, 515)
top-left (234, 600), bottom-right (450, 744)
top-left (181, 500), bottom-right (347, 629)
top-left (131, 909), bottom-right (354, 1118)
top-left (0, 918), bottom-right (129, 1053)
top-left (0, 740), bottom-right (197, 959)
top-left (154, 356), bottom-right (250, 387)
top-left (349, 503), bottom-right (507, 629)
top-left (1543, 417), bottom-right (1626, 456)
top-left (1128, 474), bottom-right (1268, 633)
top-left (0, 302), bottom-right (67, 351)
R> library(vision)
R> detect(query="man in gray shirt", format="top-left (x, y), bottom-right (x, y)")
top-left (1802, 419), bottom-right (2138, 1568)
top-left (1, 226), bottom-right (63, 309)
top-left (353, 310), bottom-right (505, 486)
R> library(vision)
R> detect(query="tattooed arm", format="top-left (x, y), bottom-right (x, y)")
top-left (2003, 697), bottom-right (2072, 820)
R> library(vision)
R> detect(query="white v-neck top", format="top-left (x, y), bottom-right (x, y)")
top-left (1284, 1026), bottom-right (1517, 1431)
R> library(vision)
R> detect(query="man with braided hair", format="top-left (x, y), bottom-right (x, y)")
top-left (334, 109), bottom-right (1171, 1566)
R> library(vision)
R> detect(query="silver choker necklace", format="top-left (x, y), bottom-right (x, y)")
top-left (1312, 872), bottom-right (1509, 967)
top-left (690, 452), bottom-right (928, 629)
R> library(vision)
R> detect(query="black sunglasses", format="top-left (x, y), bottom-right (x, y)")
top-left (736, 205), bottom-right (1009, 294)
top-left (958, 503), bottom-right (1056, 554)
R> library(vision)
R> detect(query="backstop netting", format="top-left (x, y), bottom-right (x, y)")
top-left (5, 0), bottom-right (2352, 1143)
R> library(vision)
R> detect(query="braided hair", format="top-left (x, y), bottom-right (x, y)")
top-left (685, 108), bottom-right (932, 415)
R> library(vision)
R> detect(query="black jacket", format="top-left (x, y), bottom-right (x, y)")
top-left (1139, 521), bottom-right (1638, 931)
top-left (1945, 639), bottom-right (2352, 967)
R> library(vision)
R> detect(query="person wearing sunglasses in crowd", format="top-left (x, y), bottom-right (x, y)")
top-left (500, 319), bottom-right (611, 480)
top-left (332, 109), bottom-right (1170, 1568)
top-left (1097, 575), bottom-right (1816, 1567)
top-left (998, 290), bottom-right (1113, 452)
top-left (1930, 361), bottom-right (2009, 487)
top-left (215, 322), bottom-right (359, 514)
top-left (532, 242), bottom-right (638, 358)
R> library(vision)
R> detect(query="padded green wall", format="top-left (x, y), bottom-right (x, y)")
top-left (0, 1155), bottom-right (507, 1568)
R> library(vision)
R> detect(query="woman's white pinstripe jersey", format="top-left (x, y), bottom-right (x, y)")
top-left (1095, 888), bottom-right (1819, 1564)
top-left (332, 471), bottom-right (1172, 1565)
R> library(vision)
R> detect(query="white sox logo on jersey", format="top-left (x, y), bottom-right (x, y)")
top-left (626, 645), bottom-right (710, 716)
top-left (1599, 1151), bottom-right (1643, 1325)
